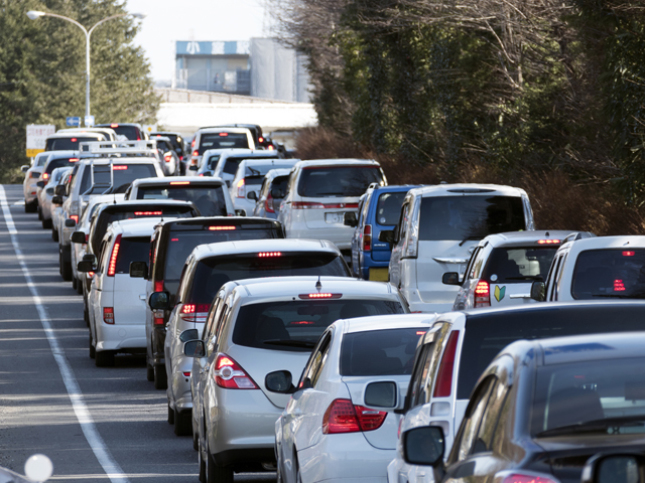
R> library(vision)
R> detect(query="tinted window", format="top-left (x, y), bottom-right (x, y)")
top-left (571, 249), bottom-right (645, 299)
top-left (161, 227), bottom-right (282, 281)
top-left (186, 254), bottom-right (351, 304)
top-left (297, 166), bottom-right (384, 197)
top-left (223, 156), bottom-right (279, 175)
top-left (45, 158), bottom-right (77, 175)
top-left (207, 154), bottom-right (221, 170)
top-left (80, 164), bottom-right (157, 194)
top-left (270, 176), bottom-right (289, 198)
top-left (137, 185), bottom-right (227, 216)
top-left (105, 125), bottom-right (140, 140)
top-left (457, 306), bottom-right (645, 399)
top-left (419, 196), bottom-right (525, 241)
top-left (376, 191), bottom-right (407, 226)
top-left (481, 246), bottom-right (558, 283)
top-left (47, 136), bottom-right (100, 151)
top-left (115, 237), bottom-right (150, 274)
top-left (340, 328), bottom-right (427, 376)
top-left (232, 299), bottom-right (404, 352)
top-left (199, 133), bottom-right (249, 153)
top-left (155, 140), bottom-right (172, 152)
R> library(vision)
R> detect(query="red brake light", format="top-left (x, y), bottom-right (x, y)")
top-left (70, 214), bottom-right (79, 224)
top-left (363, 225), bottom-right (372, 252)
top-left (183, 372), bottom-right (191, 377)
top-left (219, 132), bottom-right (229, 137)
top-left (42, 172), bottom-right (50, 181)
top-left (298, 293), bottom-right (342, 299)
top-left (71, 138), bottom-right (77, 142)
top-left (191, 139), bottom-right (195, 148)
top-left (623, 251), bottom-right (636, 257)
top-left (292, 201), bottom-right (325, 209)
top-left (164, 153), bottom-right (172, 162)
top-left (107, 234), bottom-right (122, 277)
top-left (268, 145), bottom-right (274, 150)
top-left (154, 280), bottom-right (164, 292)
top-left (103, 307), bottom-right (115, 324)
top-left (69, 158), bottom-right (79, 162)
top-left (433, 331), bottom-right (460, 398)
top-left (110, 123), bottom-right (119, 128)
top-left (170, 181), bottom-right (190, 185)
top-left (209, 226), bottom-right (236, 231)
top-left (614, 279), bottom-right (626, 291)
top-left (134, 211), bottom-right (163, 216)
top-left (537, 239), bottom-right (560, 245)
top-left (354, 405), bottom-right (388, 431)
top-left (290, 320), bottom-right (315, 325)
top-left (179, 303), bottom-right (210, 322)
top-left (113, 165), bottom-right (128, 170)
top-left (474, 280), bottom-right (490, 308)
top-left (500, 474), bottom-right (559, 483)
top-left (259, 137), bottom-right (264, 143)
top-left (258, 252), bottom-right (281, 257)
top-left (322, 399), bottom-right (387, 434)
top-left (236, 178), bottom-right (245, 198)
top-left (213, 353), bottom-right (258, 389)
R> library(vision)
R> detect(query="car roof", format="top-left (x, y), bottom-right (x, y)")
top-left (219, 149), bottom-right (277, 158)
top-left (77, 157), bottom-right (158, 165)
top-left (108, 218), bottom-right (161, 237)
top-left (87, 194), bottom-right (125, 207)
top-left (191, 238), bottom-right (340, 260)
top-left (44, 150), bottom-right (79, 160)
top-left (558, 235), bottom-right (645, 251)
top-left (463, 299), bottom-right (645, 318)
top-left (264, 168), bottom-right (292, 180)
top-left (197, 127), bottom-right (252, 135)
top-left (96, 199), bottom-right (195, 213)
top-left (231, 276), bottom-right (397, 299)
top-left (157, 216), bottom-right (281, 232)
top-left (339, 313), bottom-right (438, 334)
top-left (478, 230), bottom-right (577, 248)
top-left (47, 132), bottom-right (103, 139)
top-left (130, 176), bottom-right (226, 188)
top-left (238, 158), bottom-right (297, 168)
top-left (294, 158), bottom-right (381, 168)
top-left (409, 183), bottom-right (527, 198)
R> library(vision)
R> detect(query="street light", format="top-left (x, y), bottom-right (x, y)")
top-left (26, 10), bottom-right (145, 127)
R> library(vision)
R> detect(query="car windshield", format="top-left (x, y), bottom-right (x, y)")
top-left (376, 191), bottom-right (408, 226)
top-left (456, 306), bottom-right (645, 399)
top-left (297, 166), bottom-right (384, 197)
top-left (136, 185), bottom-right (227, 216)
top-left (199, 133), bottom-right (249, 153)
top-left (186, 254), bottom-right (351, 305)
top-left (114, 237), bottom-right (150, 274)
top-left (223, 156), bottom-right (279, 175)
top-left (340, 328), bottom-right (427, 375)
top-left (47, 137), bottom-right (99, 151)
top-left (232, 299), bottom-right (404, 352)
top-left (531, 357), bottom-right (645, 436)
top-left (572, 249), bottom-right (645, 299)
top-left (45, 158), bottom-right (78, 175)
top-left (419, 196), bottom-right (525, 241)
top-left (481, 246), bottom-right (558, 283)
top-left (79, 164), bottom-right (158, 194)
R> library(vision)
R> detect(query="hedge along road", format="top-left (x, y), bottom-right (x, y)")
top-left (0, 184), bottom-right (275, 482)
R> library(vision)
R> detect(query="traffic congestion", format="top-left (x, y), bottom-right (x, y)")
top-left (6, 121), bottom-right (641, 483)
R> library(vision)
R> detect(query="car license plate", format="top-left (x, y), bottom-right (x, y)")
top-left (325, 212), bottom-right (344, 224)
top-left (369, 268), bottom-right (389, 281)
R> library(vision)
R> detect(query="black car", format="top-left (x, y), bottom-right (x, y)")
top-left (403, 328), bottom-right (645, 483)
top-left (96, 123), bottom-right (147, 141)
top-left (151, 132), bottom-right (187, 173)
top-left (134, 217), bottom-right (285, 389)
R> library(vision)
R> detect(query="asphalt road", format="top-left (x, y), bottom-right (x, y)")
top-left (0, 184), bottom-right (275, 482)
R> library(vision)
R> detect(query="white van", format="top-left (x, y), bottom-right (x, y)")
top-left (384, 184), bottom-right (534, 313)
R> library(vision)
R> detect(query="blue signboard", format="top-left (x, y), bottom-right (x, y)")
top-left (176, 40), bottom-right (250, 56)
top-left (66, 116), bottom-right (81, 127)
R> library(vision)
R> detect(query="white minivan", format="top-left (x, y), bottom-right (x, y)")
top-left (384, 184), bottom-right (534, 313)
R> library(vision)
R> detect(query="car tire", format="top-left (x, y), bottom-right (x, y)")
top-left (206, 449), bottom-right (233, 483)
top-left (89, 333), bottom-right (96, 359)
top-left (42, 218), bottom-right (52, 229)
top-left (83, 304), bottom-right (89, 326)
top-left (76, 279), bottom-right (83, 295)
top-left (59, 246), bottom-right (72, 281)
top-left (25, 200), bottom-right (37, 213)
top-left (146, 362), bottom-right (154, 382)
top-left (174, 408), bottom-right (192, 436)
top-left (52, 228), bottom-right (58, 242)
top-left (95, 350), bottom-right (115, 367)
top-left (72, 277), bottom-right (77, 291)
top-left (154, 364), bottom-right (167, 390)
top-left (167, 404), bottom-right (175, 424)
top-left (37, 207), bottom-right (42, 220)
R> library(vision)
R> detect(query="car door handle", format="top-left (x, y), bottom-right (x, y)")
top-left (433, 257), bottom-right (468, 264)
top-left (139, 294), bottom-right (146, 301)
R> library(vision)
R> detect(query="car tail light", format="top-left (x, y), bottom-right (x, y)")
top-left (292, 201), bottom-right (325, 209)
top-left (219, 133), bottom-right (229, 137)
top-left (110, 123), bottom-right (119, 128)
top-left (70, 214), bottom-right (79, 224)
top-left (213, 353), bottom-right (258, 389)
top-left (154, 280), bottom-right (164, 292)
top-left (192, 150), bottom-right (199, 158)
top-left (259, 137), bottom-right (264, 143)
top-left (433, 331), bottom-right (459, 398)
top-left (363, 225), bottom-right (372, 252)
top-left (537, 239), bottom-right (560, 245)
top-left (42, 172), bottom-right (50, 181)
top-left (183, 372), bottom-right (191, 377)
top-left (69, 158), bottom-right (78, 162)
top-left (153, 310), bottom-right (165, 326)
top-left (134, 211), bottom-right (163, 216)
top-left (322, 399), bottom-right (387, 434)
top-left (500, 474), bottom-right (559, 483)
top-left (474, 280), bottom-right (490, 308)
top-left (113, 165), bottom-right (128, 170)
top-left (614, 279), bottom-right (626, 291)
top-left (258, 252), bottom-right (281, 257)
top-left (103, 307), bottom-right (114, 324)
top-left (179, 303), bottom-right (210, 323)
top-left (71, 138), bottom-right (77, 142)
top-left (265, 191), bottom-right (275, 213)
top-left (623, 251), bottom-right (636, 257)
top-left (236, 179), bottom-right (245, 198)
top-left (209, 226), bottom-right (236, 231)
top-left (298, 293), bottom-right (342, 299)
top-left (170, 181), bottom-right (190, 185)
top-left (268, 145), bottom-right (275, 150)
top-left (84, 233), bottom-right (89, 244)
top-left (164, 153), bottom-right (172, 163)
top-left (107, 234), bottom-right (122, 277)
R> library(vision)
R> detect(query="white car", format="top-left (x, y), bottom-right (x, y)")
top-left (84, 218), bottom-right (160, 367)
top-left (274, 313), bottom-right (436, 483)
top-left (385, 184), bottom-right (535, 313)
top-left (38, 166), bottom-right (73, 229)
top-left (185, 277), bottom-right (408, 483)
top-left (278, 159), bottom-right (387, 260)
top-left (21, 151), bottom-right (50, 212)
top-left (45, 131), bottom-right (107, 151)
top-left (229, 158), bottom-right (299, 215)
top-left (188, 127), bottom-right (256, 171)
top-left (206, 149), bottom-right (281, 186)
top-left (538, 235), bottom-right (645, 302)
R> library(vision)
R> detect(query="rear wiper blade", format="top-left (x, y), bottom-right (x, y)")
top-left (263, 339), bottom-right (316, 349)
top-left (459, 236), bottom-right (482, 247)
top-left (506, 276), bottom-right (544, 281)
top-left (536, 415), bottom-right (645, 437)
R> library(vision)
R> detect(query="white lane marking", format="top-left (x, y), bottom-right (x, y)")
top-left (0, 186), bottom-right (130, 483)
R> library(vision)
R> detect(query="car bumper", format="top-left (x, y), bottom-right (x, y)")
top-left (95, 323), bottom-right (146, 352)
top-left (298, 433), bottom-right (392, 482)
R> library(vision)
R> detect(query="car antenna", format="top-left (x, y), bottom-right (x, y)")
top-left (315, 276), bottom-right (322, 290)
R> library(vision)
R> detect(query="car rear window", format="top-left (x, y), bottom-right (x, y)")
top-left (376, 191), bottom-right (408, 226)
top-left (456, 307), bottom-right (645, 399)
top-left (199, 133), bottom-right (249, 153)
top-left (571, 249), bottom-right (645, 299)
top-left (206, 154), bottom-right (221, 170)
top-left (419, 196), bottom-right (525, 241)
top-left (161, 226), bottom-right (283, 281)
top-left (340, 328), bottom-right (427, 376)
top-left (108, 125), bottom-right (140, 141)
top-left (136, 185), bottom-right (227, 216)
top-left (297, 166), bottom-right (384, 198)
top-left (115, 237), bottom-right (150, 274)
top-left (481, 246), bottom-right (558, 284)
top-left (186, 254), bottom-right (351, 305)
top-left (45, 158), bottom-right (78, 175)
top-left (270, 176), bottom-right (289, 198)
top-left (222, 155), bottom-right (280, 175)
top-left (80, 164), bottom-right (158, 194)
top-left (232, 299), bottom-right (405, 352)
top-left (47, 137), bottom-right (100, 151)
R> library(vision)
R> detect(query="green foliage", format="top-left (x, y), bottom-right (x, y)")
top-left (0, 0), bottom-right (159, 182)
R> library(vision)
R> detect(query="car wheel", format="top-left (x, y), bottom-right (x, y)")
top-left (174, 408), bottom-right (192, 436)
top-left (146, 362), bottom-right (154, 382)
top-left (52, 228), bottom-right (58, 242)
top-left (72, 277), bottom-right (77, 291)
top-left (75, 279), bottom-right (83, 295)
top-left (59, 246), bottom-right (72, 281)
top-left (167, 404), bottom-right (175, 424)
top-left (206, 449), bottom-right (233, 483)
top-left (42, 218), bottom-right (52, 229)
top-left (89, 333), bottom-right (95, 359)
top-left (95, 350), bottom-right (115, 367)
top-left (37, 207), bottom-right (42, 220)
top-left (83, 304), bottom-right (89, 326)
top-left (275, 446), bottom-right (284, 483)
top-left (154, 364), bottom-right (167, 390)
top-left (25, 200), bottom-right (37, 213)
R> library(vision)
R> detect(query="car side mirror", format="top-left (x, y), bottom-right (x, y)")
top-left (379, 230), bottom-right (395, 245)
top-left (71, 231), bottom-right (86, 244)
top-left (235, 209), bottom-right (246, 217)
top-left (442, 272), bottom-right (460, 286)
top-left (77, 261), bottom-right (95, 273)
top-left (265, 370), bottom-right (296, 394)
top-left (530, 281), bottom-right (546, 301)
top-left (183, 339), bottom-right (205, 358)
top-left (129, 261), bottom-right (148, 278)
top-left (21, 165), bottom-right (30, 173)
top-left (344, 212), bottom-right (358, 228)
top-left (36, 181), bottom-right (45, 188)
top-left (82, 254), bottom-right (96, 263)
top-left (52, 195), bottom-right (63, 205)
top-left (149, 291), bottom-right (171, 310)
top-left (65, 218), bottom-right (77, 228)
top-left (582, 453), bottom-right (645, 483)
top-left (54, 185), bottom-right (66, 197)
top-left (403, 426), bottom-right (445, 467)
top-left (270, 188), bottom-right (284, 199)
top-left (180, 329), bottom-right (200, 343)
top-left (247, 191), bottom-right (258, 201)
top-left (188, 165), bottom-right (198, 171)
top-left (364, 381), bottom-right (398, 409)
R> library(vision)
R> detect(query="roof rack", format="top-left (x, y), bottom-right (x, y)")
top-left (79, 140), bottom-right (157, 155)
top-left (83, 157), bottom-right (115, 195)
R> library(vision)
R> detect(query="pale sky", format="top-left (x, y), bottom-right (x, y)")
top-left (125, 0), bottom-right (272, 82)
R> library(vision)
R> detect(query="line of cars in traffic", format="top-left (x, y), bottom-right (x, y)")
top-left (19, 121), bottom-right (645, 483)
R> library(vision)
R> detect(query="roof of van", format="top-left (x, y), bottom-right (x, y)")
top-left (108, 218), bottom-right (161, 237)
top-left (191, 238), bottom-right (341, 261)
top-left (408, 183), bottom-right (527, 198)
top-left (340, 313), bottom-right (437, 334)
